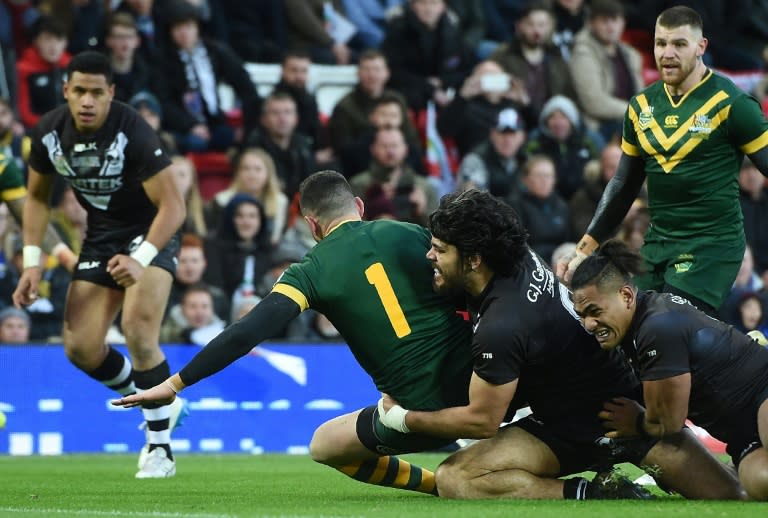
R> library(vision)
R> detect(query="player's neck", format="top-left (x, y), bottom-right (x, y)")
top-left (466, 267), bottom-right (493, 298)
top-left (667, 62), bottom-right (708, 97)
top-left (320, 215), bottom-right (361, 239)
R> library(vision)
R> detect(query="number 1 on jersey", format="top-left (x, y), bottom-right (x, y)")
top-left (365, 262), bottom-right (412, 338)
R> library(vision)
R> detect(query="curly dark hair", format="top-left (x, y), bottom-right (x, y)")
top-left (428, 189), bottom-right (529, 277)
top-left (571, 239), bottom-right (645, 291)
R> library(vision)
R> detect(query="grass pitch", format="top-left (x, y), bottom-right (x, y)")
top-left (0, 454), bottom-right (763, 518)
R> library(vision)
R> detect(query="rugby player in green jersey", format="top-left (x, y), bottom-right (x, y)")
top-left (557, 6), bottom-right (768, 315)
top-left (113, 170), bottom-right (475, 495)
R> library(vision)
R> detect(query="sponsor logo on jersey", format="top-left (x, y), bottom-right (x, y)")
top-left (78, 260), bottom-right (101, 270)
top-left (638, 107), bottom-right (654, 129)
top-left (73, 142), bottom-right (98, 153)
top-left (663, 115), bottom-right (679, 128)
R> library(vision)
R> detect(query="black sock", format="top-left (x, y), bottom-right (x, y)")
top-left (87, 346), bottom-right (135, 395)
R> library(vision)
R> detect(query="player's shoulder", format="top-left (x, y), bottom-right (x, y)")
top-left (34, 105), bottom-right (70, 132)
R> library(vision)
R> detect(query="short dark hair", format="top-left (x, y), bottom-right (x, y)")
top-left (282, 49), bottom-right (311, 64)
top-left (299, 170), bottom-right (357, 225)
top-left (358, 49), bottom-right (387, 64)
top-left (29, 15), bottom-right (68, 40)
top-left (371, 91), bottom-right (405, 111)
top-left (656, 5), bottom-right (703, 32)
top-left (570, 239), bottom-right (645, 292)
top-left (66, 51), bottom-right (114, 84)
top-left (107, 12), bottom-right (138, 33)
top-left (518, 0), bottom-right (553, 20)
top-left (428, 189), bottom-right (529, 277)
top-left (589, 0), bottom-right (624, 20)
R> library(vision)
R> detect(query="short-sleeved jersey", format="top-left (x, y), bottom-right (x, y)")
top-left (471, 249), bottom-right (640, 420)
top-left (621, 291), bottom-right (768, 440)
top-left (28, 101), bottom-right (171, 247)
top-left (273, 220), bottom-right (474, 411)
top-left (622, 71), bottom-right (768, 240)
top-left (0, 152), bottom-right (26, 202)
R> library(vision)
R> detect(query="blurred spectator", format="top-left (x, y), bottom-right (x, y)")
top-left (219, 0), bottom-right (285, 63)
top-left (243, 92), bottom-right (315, 202)
top-left (168, 232), bottom-right (229, 323)
top-left (128, 90), bottom-right (178, 154)
top-left (479, 0), bottom-right (528, 58)
top-left (114, 0), bottom-right (162, 63)
top-left (739, 157), bottom-right (768, 284)
top-left (25, 0), bottom-right (105, 54)
top-left (0, 30), bottom-right (16, 107)
top-left (341, 0), bottom-right (403, 50)
top-left (230, 294), bottom-right (262, 323)
top-left (0, 306), bottom-right (31, 343)
top-left (514, 154), bottom-right (572, 264)
top-left (160, 282), bottom-right (225, 345)
top-left (50, 184), bottom-right (87, 257)
top-left (551, 240), bottom-right (576, 271)
top-left (104, 12), bottom-right (150, 103)
top-left (381, 0), bottom-right (474, 111)
top-left (328, 50), bottom-right (417, 167)
top-left (568, 141), bottom-right (621, 236)
top-left (569, 0), bottom-right (643, 141)
top-left (438, 59), bottom-right (532, 157)
top-left (0, 97), bottom-right (26, 168)
top-left (524, 94), bottom-right (604, 200)
top-left (203, 194), bottom-right (274, 306)
top-left (446, 0), bottom-right (487, 59)
top-left (155, 0), bottom-right (261, 152)
top-left (0, 203), bottom-right (11, 275)
top-left (338, 92), bottom-right (425, 178)
top-left (283, 0), bottom-right (355, 65)
top-left (616, 201), bottom-right (649, 252)
top-left (350, 127), bottom-right (437, 225)
top-left (171, 154), bottom-right (208, 236)
top-left (735, 291), bottom-right (768, 336)
top-left (16, 16), bottom-right (70, 129)
top-left (489, 1), bottom-right (575, 122)
top-left (552, 0), bottom-right (588, 60)
top-left (721, 245), bottom-right (766, 326)
top-left (205, 148), bottom-right (289, 246)
top-left (273, 50), bottom-right (332, 164)
top-left (458, 106), bottom-right (527, 206)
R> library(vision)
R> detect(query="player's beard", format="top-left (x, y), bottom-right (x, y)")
top-left (657, 55), bottom-right (698, 89)
top-left (432, 264), bottom-right (466, 299)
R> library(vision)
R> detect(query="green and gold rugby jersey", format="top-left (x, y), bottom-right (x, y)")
top-left (622, 70), bottom-right (768, 240)
top-left (273, 219), bottom-right (473, 411)
top-left (0, 152), bottom-right (26, 202)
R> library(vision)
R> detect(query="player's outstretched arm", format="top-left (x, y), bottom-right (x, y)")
top-left (111, 292), bottom-right (301, 407)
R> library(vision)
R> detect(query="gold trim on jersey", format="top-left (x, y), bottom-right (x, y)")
top-left (741, 131), bottom-right (768, 155)
top-left (272, 283), bottom-right (309, 312)
top-left (662, 69), bottom-right (712, 108)
top-left (326, 218), bottom-right (359, 237)
top-left (1, 186), bottom-right (26, 201)
top-left (629, 90), bottom-right (731, 173)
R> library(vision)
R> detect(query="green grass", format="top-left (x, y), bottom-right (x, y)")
top-left (0, 454), bottom-right (763, 518)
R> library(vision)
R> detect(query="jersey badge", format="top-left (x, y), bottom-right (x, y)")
top-left (673, 253), bottom-right (694, 274)
top-left (688, 114), bottom-right (712, 138)
top-left (638, 107), bottom-right (654, 129)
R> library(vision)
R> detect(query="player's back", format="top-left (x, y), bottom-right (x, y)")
top-left (276, 220), bottom-right (473, 411)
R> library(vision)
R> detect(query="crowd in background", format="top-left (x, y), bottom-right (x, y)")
top-left (1, 0), bottom-right (767, 344)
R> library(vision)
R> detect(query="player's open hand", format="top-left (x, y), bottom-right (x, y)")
top-left (107, 254), bottom-right (144, 287)
top-left (111, 382), bottom-right (176, 408)
top-left (599, 397), bottom-right (644, 438)
top-left (12, 268), bottom-right (42, 307)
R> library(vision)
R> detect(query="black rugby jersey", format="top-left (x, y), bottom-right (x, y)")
top-left (621, 291), bottom-right (768, 435)
top-left (28, 101), bottom-right (171, 246)
top-left (470, 249), bottom-right (640, 420)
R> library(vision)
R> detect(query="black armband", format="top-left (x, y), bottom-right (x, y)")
top-left (178, 292), bottom-right (301, 386)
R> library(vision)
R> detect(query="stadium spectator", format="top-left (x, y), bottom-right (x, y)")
top-left (735, 291), bottom-right (768, 336)
top-left (489, 1), bottom-right (575, 123)
top-left (438, 59), bottom-right (532, 157)
top-left (160, 282), bottom-right (225, 345)
top-left (571, 240), bottom-right (768, 500)
top-left (283, 0), bottom-right (355, 65)
top-left (720, 245), bottom-right (766, 327)
top-left (0, 98), bottom-right (24, 168)
top-left (381, 0), bottom-right (474, 111)
top-left (0, 306), bottom-right (31, 344)
top-left (739, 157), bottom-right (768, 284)
top-left (445, 0), bottom-right (487, 59)
top-left (205, 148), bottom-right (289, 246)
top-left (478, 0), bottom-right (527, 59)
top-left (16, 16), bottom-right (70, 129)
top-left (559, 6), bottom-right (768, 317)
top-left (515, 154), bottom-right (572, 264)
top-left (337, 92), bottom-right (425, 178)
top-left (104, 12), bottom-right (150, 103)
top-left (243, 92), bottom-right (315, 202)
top-left (219, 0), bottom-right (286, 63)
top-left (328, 50), bottom-right (417, 168)
top-left (154, 0), bottom-right (261, 152)
top-left (0, 5), bottom-right (16, 106)
top-left (568, 141), bottom-right (622, 237)
top-left (114, 0), bottom-right (163, 63)
top-left (170, 155), bottom-right (208, 237)
top-left (128, 90), bottom-right (177, 155)
top-left (113, 170), bottom-right (476, 496)
top-left (168, 232), bottom-right (229, 324)
top-left (14, 51), bottom-right (187, 478)
top-left (524, 95), bottom-right (604, 200)
top-left (272, 50), bottom-right (333, 165)
top-left (377, 189), bottom-right (742, 500)
top-left (341, 0), bottom-right (403, 50)
top-left (203, 194), bottom-right (273, 308)
top-left (349, 127), bottom-right (437, 225)
top-left (458, 106), bottom-right (526, 206)
top-left (552, 0), bottom-right (588, 60)
top-left (568, 0), bottom-right (644, 141)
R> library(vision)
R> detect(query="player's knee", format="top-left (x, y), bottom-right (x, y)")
top-left (308, 427), bottom-right (332, 464)
top-left (63, 340), bottom-right (104, 371)
top-left (743, 460), bottom-right (768, 501)
top-left (434, 459), bottom-right (467, 498)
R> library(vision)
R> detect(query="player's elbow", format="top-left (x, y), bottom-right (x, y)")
top-left (462, 412), bottom-right (502, 439)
